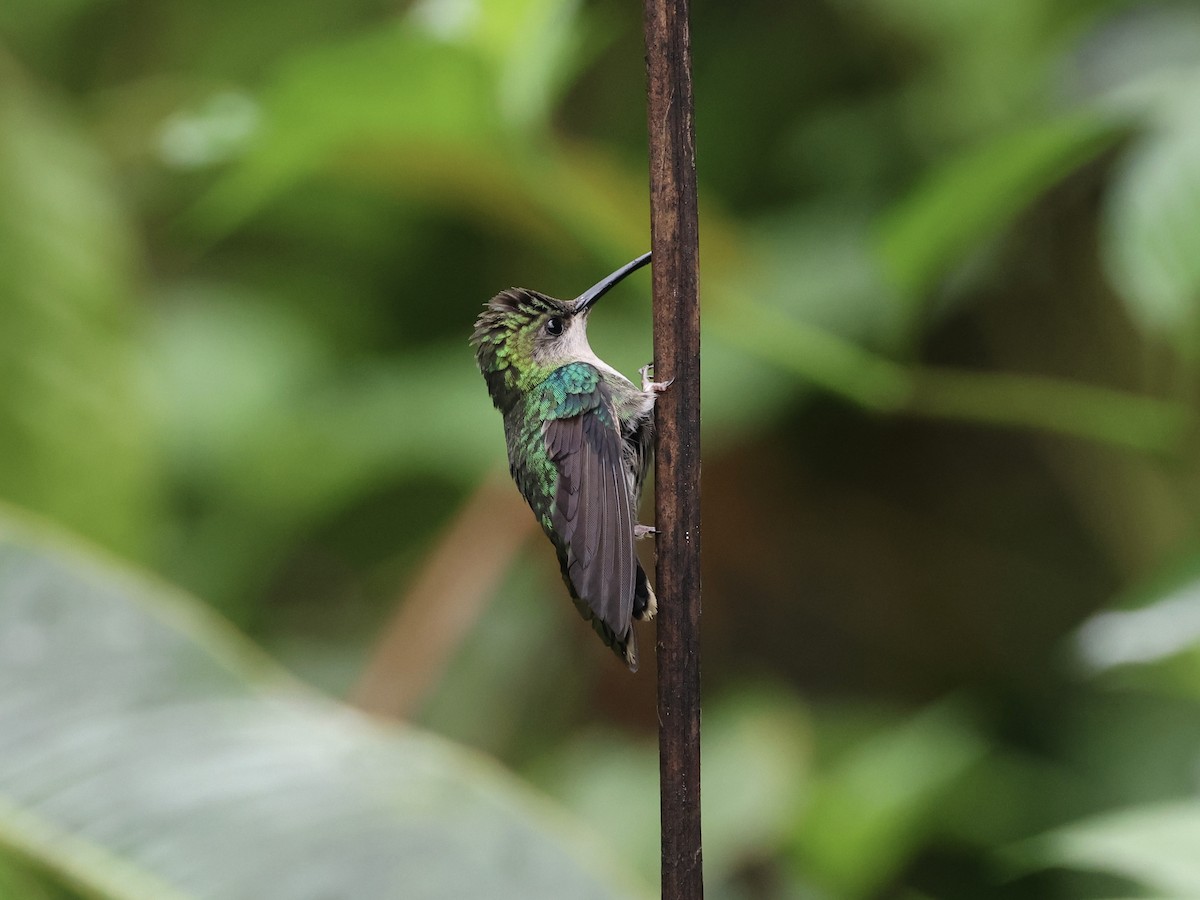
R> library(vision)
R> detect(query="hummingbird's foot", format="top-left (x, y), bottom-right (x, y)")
top-left (634, 524), bottom-right (659, 540)
top-left (639, 363), bottom-right (674, 394)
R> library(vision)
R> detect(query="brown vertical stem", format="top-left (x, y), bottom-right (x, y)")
top-left (644, 0), bottom-right (703, 896)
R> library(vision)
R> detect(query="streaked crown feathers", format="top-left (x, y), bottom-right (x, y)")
top-left (471, 288), bottom-right (578, 410)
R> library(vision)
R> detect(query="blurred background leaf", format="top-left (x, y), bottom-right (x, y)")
top-left (1024, 802), bottom-right (1200, 897)
top-left (529, 687), bottom-right (810, 894)
top-left (794, 702), bottom-right (986, 898)
top-left (1103, 80), bottom-right (1200, 351)
top-left (0, 59), bottom-right (154, 559)
top-left (880, 112), bottom-right (1124, 311)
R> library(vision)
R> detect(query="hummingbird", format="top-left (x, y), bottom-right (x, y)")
top-left (470, 252), bottom-right (670, 671)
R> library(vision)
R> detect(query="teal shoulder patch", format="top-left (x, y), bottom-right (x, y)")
top-left (538, 363), bottom-right (602, 419)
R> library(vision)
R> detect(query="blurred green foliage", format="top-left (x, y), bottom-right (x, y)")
top-left (4, 0), bottom-right (1200, 897)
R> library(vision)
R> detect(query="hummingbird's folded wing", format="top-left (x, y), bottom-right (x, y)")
top-left (543, 383), bottom-right (637, 662)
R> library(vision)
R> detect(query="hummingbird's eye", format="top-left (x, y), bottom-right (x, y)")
top-left (545, 317), bottom-right (564, 336)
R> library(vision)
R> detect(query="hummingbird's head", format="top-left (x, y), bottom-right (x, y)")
top-left (470, 290), bottom-right (588, 411)
top-left (470, 252), bottom-right (651, 412)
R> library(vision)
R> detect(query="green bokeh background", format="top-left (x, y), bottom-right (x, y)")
top-left (4, 0), bottom-right (1200, 896)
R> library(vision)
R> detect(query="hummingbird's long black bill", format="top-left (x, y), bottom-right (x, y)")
top-left (575, 251), bottom-right (652, 312)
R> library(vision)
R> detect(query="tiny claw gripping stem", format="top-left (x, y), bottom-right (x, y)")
top-left (639, 363), bottom-right (653, 391)
top-left (639, 363), bottom-right (674, 394)
top-left (634, 524), bottom-right (659, 540)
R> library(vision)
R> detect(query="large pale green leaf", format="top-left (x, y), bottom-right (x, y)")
top-left (0, 61), bottom-right (154, 557)
top-left (0, 851), bottom-right (72, 900)
top-left (1023, 802), bottom-right (1200, 896)
top-left (0, 508), bottom-right (638, 900)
